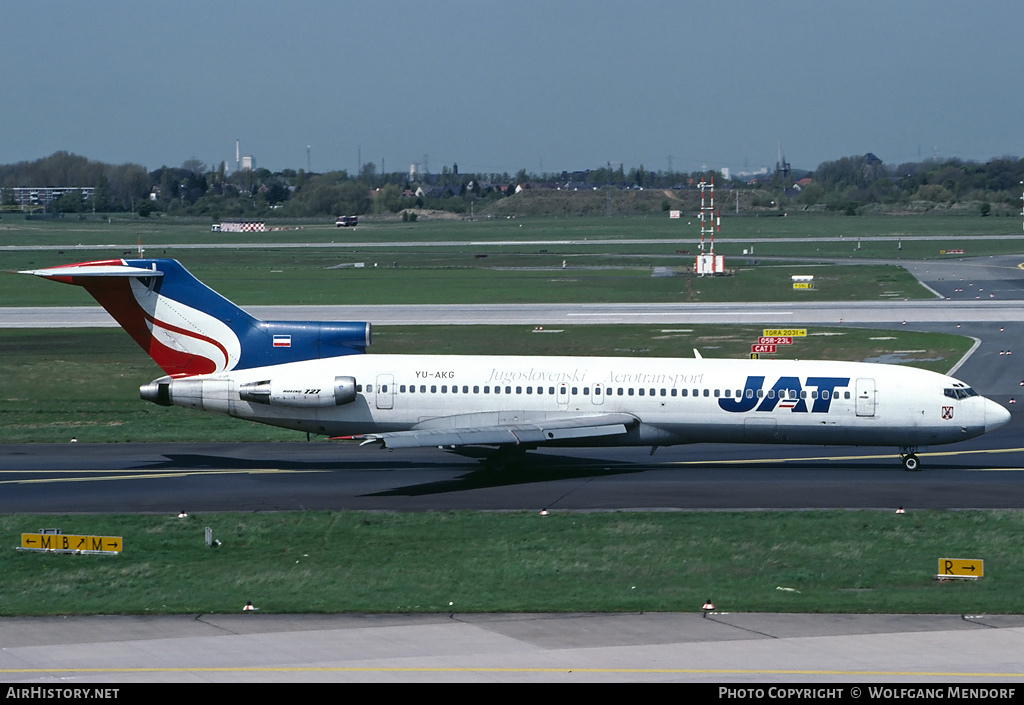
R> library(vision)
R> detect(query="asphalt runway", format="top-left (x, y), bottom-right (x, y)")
top-left (3, 254), bottom-right (1024, 683)
top-left (2, 423), bottom-right (1024, 514)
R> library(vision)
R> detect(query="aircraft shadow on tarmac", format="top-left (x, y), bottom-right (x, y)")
top-left (369, 456), bottom-right (648, 497)
top-left (141, 447), bottom-right (1014, 501)
top-left (148, 450), bottom-right (646, 496)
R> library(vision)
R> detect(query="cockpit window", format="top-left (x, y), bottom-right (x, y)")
top-left (944, 387), bottom-right (978, 400)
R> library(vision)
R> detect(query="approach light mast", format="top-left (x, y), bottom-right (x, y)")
top-left (695, 174), bottom-right (724, 275)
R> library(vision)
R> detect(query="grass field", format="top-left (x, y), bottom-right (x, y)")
top-left (3, 510), bottom-right (1019, 616)
top-left (2, 210), bottom-right (1021, 247)
top-left (4, 212), bottom-right (1018, 306)
top-left (6, 257), bottom-right (932, 306)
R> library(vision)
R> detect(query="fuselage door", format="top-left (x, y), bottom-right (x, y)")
top-left (556, 383), bottom-right (569, 407)
top-left (856, 378), bottom-right (876, 417)
top-left (591, 383), bottom-right (605, 406)
top-left (375, 374), bottom-right (394, 410)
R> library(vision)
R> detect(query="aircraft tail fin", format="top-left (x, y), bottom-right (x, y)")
top-left (21, 259), bottom-right (370, 376)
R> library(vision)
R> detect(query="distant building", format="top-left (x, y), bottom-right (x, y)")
top-left (1, 187), bottom-right (95, 209)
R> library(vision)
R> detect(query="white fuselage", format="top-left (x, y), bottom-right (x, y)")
top-left (158, 354), bottom-right (1007, 449)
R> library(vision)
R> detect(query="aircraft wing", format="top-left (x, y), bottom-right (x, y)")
top-left (351, 412), bottom-right (639, 449)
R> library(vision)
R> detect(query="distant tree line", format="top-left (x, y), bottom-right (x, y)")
top-left (2, 150), bottom-right (1022, 219)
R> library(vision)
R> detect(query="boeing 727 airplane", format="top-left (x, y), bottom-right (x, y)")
top-left (22, 258), bottom-right (1011, 471)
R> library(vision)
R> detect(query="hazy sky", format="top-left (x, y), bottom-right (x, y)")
top-left (3, 0), bottom-right (1022, 176)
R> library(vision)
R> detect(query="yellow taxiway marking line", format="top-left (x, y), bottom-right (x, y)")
top-left (2, 666), bottom-right (1022, 677)
top-left (668, 447), bottom-right (1024, 468)
top-left (0, 468), bottom-right (327, 485)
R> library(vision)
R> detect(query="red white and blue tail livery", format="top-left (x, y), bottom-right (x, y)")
top-left (22, 259), bottom-right (370, 376)
top-left (23, 258), bottom-right (1010, 471)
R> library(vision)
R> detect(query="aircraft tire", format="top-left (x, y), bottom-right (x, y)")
top-left (902, 454), bottom-right (920, 472)
top-left (484, 446), bottom-right (527, 472)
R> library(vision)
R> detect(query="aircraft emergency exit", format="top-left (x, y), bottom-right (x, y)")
top-left (21, 258), bottom-right (1011, 471)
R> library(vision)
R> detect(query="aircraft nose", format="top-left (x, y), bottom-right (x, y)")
top-left (985, 399), bottom-right (1011, 432)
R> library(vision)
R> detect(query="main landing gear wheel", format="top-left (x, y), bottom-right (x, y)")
top-left (901, 453), bottom-right (920, 472)
top-left (484, 446), bottom-right (527, 472)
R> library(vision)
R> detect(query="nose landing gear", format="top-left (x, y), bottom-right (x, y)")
top-left (900, 447), bottom-right (921, 471)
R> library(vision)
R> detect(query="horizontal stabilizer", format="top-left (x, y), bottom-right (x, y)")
top-left (20, 263), bottom-right (164, 279)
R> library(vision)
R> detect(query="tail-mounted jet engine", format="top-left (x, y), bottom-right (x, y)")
top-left (141, 375), bottom-right (358, 409)
top-left (238, 376), bottom-right (357, 407)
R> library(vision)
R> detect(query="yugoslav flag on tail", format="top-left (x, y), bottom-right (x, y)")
top-left (21, 259), bottom-right (371, 377)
